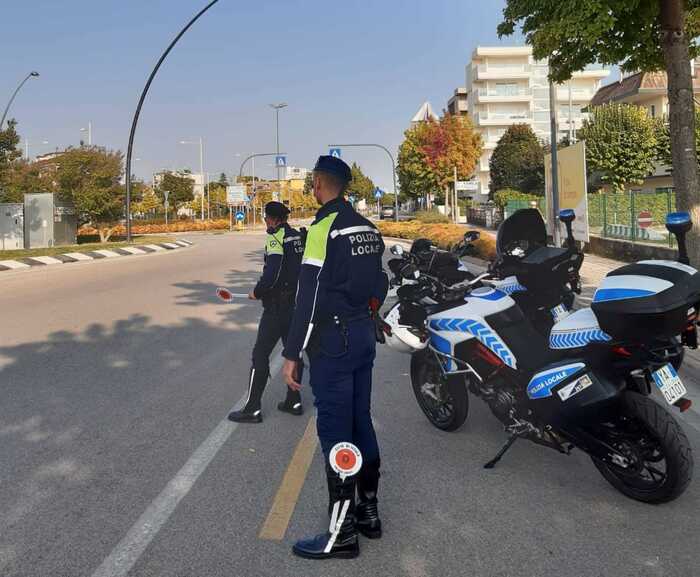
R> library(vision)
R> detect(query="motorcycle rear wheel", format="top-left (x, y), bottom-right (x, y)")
top-left (590, 392), bottom-right (693, 503)
top-left (410, 349), bottom-right (469, 432)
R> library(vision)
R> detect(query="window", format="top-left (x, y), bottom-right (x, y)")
top-left (650, 104), bottom-right (656, 118)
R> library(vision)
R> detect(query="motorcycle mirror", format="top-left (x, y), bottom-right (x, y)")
top-left (390, 244), bottom-right (405, 256)
top-left (464, 230), bottom-right (480, 243)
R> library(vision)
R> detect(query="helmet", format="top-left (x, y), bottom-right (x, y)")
top-left (383, 302), bottom-right (429, 354)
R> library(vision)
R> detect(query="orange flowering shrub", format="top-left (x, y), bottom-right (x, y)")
top-left (377, 220), bottom-right (496, 261)
top-left (79, 219), bottom-right (232, 237)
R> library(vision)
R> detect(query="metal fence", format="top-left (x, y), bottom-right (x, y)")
top-left (589, 189), bottom-right (676, 247)
top-left (467, 206), bottom-right (503, 229)
top-left (502, 191), bottom-right (676, 247)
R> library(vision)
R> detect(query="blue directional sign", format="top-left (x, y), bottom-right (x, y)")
top-left (329, 148), bottom-right (342, 158)
top-left (235, 211), bottom-right (245, 222)
top-left (374, 187), bottom-right (384, 199)
top-left (275, 155), bottom-right (287, 167)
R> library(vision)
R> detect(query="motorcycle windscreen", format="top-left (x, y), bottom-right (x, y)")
top-left (496, 208), bottom-right (547, 257)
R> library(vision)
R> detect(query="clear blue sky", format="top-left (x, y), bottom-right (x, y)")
top-left (3, 0), bottom-right (536, 191)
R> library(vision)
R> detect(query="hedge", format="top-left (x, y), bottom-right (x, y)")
top-left (377, 220), bottom-right (496, 261)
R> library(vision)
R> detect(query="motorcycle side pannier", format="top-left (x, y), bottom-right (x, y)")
top-left (591, 261), bottom-right (700, 341)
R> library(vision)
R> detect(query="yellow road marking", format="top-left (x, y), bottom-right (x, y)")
top-left (258, 416), bottom-right (318, 540)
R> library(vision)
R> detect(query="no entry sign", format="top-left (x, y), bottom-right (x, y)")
top-left (637, 210), bottom-right (653, 229)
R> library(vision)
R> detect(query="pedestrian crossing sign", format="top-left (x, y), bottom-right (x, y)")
top-left (329, 148), bottom-right (342, 158)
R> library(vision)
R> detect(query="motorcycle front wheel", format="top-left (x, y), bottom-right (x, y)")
top-left (410, 349), bottom-right (469, 432)
top-left (590, 391), bottom-right (693, 503)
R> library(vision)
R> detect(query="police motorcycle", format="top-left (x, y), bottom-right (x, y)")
top-left (387, 209), bottom-right (584, 338)
top-left (383, 211), bottom-right (699, 503)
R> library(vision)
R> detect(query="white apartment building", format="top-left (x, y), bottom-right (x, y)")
top-left (465, 46), bottom-right (609, 199)
top-left (447, 87), bottom-right (468, 116)
top-left (285, 166), bottom-right (310, 181)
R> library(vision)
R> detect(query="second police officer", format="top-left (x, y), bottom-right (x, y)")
top-left (282, 156), bottom-right (388, 559)
top-left (228, 201), bottom-right (305, 424)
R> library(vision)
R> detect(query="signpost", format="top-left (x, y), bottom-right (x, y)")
top-left (275, 155), bottom-right (287, 168)
top-left (329, 148), bottom-right (342, 158)
top-left (544, 140), bottom-right (589, 243)
top-left (455, 180), bottom-right (479, 193)
top-left (638, 210), bottom-right (653, 229)
top-left (163, 190), bottom-right (170, 227)
top-left (374, 187), bottom-right (384, 218)
top-left (235, 210), bottom-right (245, 229)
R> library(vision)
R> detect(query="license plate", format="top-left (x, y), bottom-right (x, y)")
top-left (652, 364), bottom-right (687, 405)
top-left (551, 304), bottom-right (571, 323)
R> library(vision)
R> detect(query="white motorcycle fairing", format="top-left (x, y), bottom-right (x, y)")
top-left (549, 308), bottom-right (612, 350)
top-left (427, 287), bottom-right (518, 371)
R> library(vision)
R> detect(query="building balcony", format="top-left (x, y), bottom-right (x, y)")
top-left (474, 64), bottom-right (531, 80)
top-left (556, 87), bottom-right (596, 101)
top-left (476, 88), bottom-right (532, 103)
top-left (476, 112), bottom-right (533, 126)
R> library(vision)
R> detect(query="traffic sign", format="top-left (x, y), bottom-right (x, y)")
top-left (374, 187), bottom-right (384, 199)
top-left (235, 211), bottom-right (245, 222)
top-left (455, 180), bottom-right (479, 192)
top-left (227, 185), bottom-right (246, 204)
top-left (275, 155), bottom-right (287, 167)
top-left (638, 210), bottom-right (653, 229)
top-left (329, 148), bottom-right (342, 158)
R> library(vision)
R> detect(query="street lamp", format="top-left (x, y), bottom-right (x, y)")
top-left (80, 121), bottom-right (92, 146)
top-left (269, 102), bottom-right (287, 200)
top-left (179, 137), bottom-right (205, 221)
top-left (124, 0), bottom-right (221, 242)
top-left (327, 143), bottom-right (399, 222)
top-left (1, 71), bottom-right (39, 130)
top-left (239, 152), bottom-right (287, 227)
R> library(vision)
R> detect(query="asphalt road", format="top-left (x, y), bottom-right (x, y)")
top-left (1, 231), bottom-right (699, 577)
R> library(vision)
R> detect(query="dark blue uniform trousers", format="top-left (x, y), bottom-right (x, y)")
top-left (309, 318), bottom-right (380, 464)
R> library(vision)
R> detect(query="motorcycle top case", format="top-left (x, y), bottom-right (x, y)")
top-left (591, 260), bottom-right (700, 341)
top-left (526, 361), bottom-right (621, 424)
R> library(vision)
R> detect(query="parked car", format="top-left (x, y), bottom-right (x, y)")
top-left (380, 206), bottom-right (396, 220)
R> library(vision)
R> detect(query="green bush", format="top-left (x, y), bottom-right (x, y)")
top-left (413, 210), bottom-right (450, 224)
top-left (493, 188), bottom-right (540, 209)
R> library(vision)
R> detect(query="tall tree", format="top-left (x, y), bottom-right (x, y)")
top-left (579, 103), bottom-right (659, 193)
top-left (0, 159), bottom-right (47, 203)
top-left (489, 124), bottom-right (545, 195)
top-left (303, 172), bottom-right (314, 196)
top-left (397, 114), bottom-right (481, 200)
top-left (218, 172), bottom-right (229, 186)
top-left (346, 163), bottom-right (376, 203)
top-left (54, 147), bottom-right (125, 242)
top-left (0, 119), bottom-right (22, 184)
top-left (155, 172), bottom-right (195, 211)
top-left (498, 0), bottom-right (700, 263)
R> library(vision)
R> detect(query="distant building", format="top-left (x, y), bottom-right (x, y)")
top-left (587, 67), bottom-right (700, 194)
top-left (446, 87), bottom-right (468, 116)
top-left (154, 171), bottom-right (205, 198)
top-left (464, 45), bottom-right (609, 199)
top-left (588, 68), bottom-right (700, 118)
top-left (410, 101), bottom-right (439, 126)
top-left (285, 166), bottom-right (310, 181)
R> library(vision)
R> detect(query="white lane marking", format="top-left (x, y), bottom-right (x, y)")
top-left (94, 250), bottom-right (121, 258)
top-left (120, 247), bottom-right (147, 255)
top-left (0, 260), bottom-right (30, 269)
top-left (27, 256), bottom-right (63, 265)
top-left (90, 352), bottom-right (285, 577)
top-left (144, 244), bottom-right (166, 252)
top-left (62, 252), bottom-right (94, 261)
top-left (163, 243), bottom-right (181, 249)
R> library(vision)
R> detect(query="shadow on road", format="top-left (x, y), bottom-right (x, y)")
top-left (0, 311), bottom-right (258, 577)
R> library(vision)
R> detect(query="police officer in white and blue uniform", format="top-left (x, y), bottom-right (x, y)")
top-left (282, 156), bottom-right (388, 559)
top-left (229, 201), bottom-right (305, 423)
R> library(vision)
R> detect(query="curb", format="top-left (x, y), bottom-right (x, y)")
top-left (0, 239), bottom-right (193, 273)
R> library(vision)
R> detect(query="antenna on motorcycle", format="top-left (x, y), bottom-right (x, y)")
top-left (666, 212), bottom-right (693, 265)
top-left (558, 209), bottom-right (576, 250)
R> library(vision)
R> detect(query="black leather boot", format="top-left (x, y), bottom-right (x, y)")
top-left (277, 387), bottom-right (303, 416)
top-left (228, 368), bottom-right (264, 423)
top-left (356, 458), bottom-right (382, 539)
top-left (292, 466), bottom-right (359, 559)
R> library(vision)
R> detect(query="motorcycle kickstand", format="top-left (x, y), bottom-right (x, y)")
top-left (484, 434), bottom-right (518, 469)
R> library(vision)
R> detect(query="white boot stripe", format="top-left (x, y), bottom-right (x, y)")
top-left (324, 499), bottom-right (350, 553)
top-left (329, 501), bottom-right (339, 532)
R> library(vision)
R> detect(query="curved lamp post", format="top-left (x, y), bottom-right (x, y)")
top-left (124, 0), bottom-right (221, 242)
top-left (1, 71), bottom-right (39, 130)
top-left (327, 143), bottom-right (399, 222)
